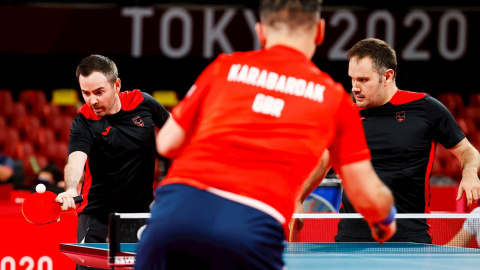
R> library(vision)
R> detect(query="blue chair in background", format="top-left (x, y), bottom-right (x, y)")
top-left (302, 177), bottom-right (342, 213)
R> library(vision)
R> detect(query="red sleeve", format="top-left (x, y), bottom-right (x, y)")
top-left (171, 59), bottom-right (217, 134)
top-left (328, 91), bottom-right (371, 166)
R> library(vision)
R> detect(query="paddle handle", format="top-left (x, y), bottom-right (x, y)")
top-left (73, 196), bottom-right (83, 204)
top-left (59, 195), bottom-right (83, 206)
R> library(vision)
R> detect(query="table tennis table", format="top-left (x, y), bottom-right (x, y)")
top-left (60, 242), bottom-right (480, 270)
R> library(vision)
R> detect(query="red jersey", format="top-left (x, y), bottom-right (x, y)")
top-left (161, 45), bottom-right (370, 225)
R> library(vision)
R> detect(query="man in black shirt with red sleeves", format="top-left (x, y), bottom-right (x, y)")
top-left (334, 38), bottom-right (480, 243)
top-left (295, 38), bottom-right (480, 243)
top-left (55, 55), bottom-right (170, 269)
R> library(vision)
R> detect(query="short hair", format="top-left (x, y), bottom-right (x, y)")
top-left (347, 38), bottom-right (397, 79)
top-left (76, 54), bottom-right (118, 85)
top-left (259, 0), bottom-right (322, 30)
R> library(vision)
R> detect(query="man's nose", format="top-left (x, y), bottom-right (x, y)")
top-left (352, 81), bottom-right (360, 92)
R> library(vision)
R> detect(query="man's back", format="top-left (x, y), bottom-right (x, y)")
top-left (162, 45), bottom-right (367, 222)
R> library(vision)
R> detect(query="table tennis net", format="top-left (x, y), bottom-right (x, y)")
top-left (288, 213), bottom-right (480, 253)
top-left (107, 212), bottom-right (480, 258)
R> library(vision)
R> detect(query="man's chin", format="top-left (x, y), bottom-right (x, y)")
top-left (355, 101), bottom-right (367, 108)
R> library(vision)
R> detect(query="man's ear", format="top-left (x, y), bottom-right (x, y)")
top-left (255, 22), bottom-right (267, 48)
top-left (384, 69), bottom-right (395, 86)
top-left (115, 78), bottom-right (121, 94)
top-left (315, 18), bottom-right (325, 45)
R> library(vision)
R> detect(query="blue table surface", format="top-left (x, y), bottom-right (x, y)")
top-left (63, 242), bottom-right (480, 270)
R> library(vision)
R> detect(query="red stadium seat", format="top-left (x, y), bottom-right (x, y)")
top-left (33, 127), bottom-right (56, 153)
top-left (12, 140), bottom-right (35, 160)
top-left (45, 140), bottom-right (69, 169)
top-left (41, 103), bottom-right (61, 127)
top-left (22, 115), bottom-right (42, 142)
top-left (0, 127), bottom-right (21, 155)
top-left (0, 115), bottom-right (6, 130)
top-left (432, 144), bottom-right (462, 181)
top-left (21, 153), bottom-right (49, 180)
top-left (469, 93), bottom-right (480, 107)
top-left (0, 89), bottom-right (14, 116)
top-left (455, 117), bottom-right (477, 142)
top-left (56, 115), bottom-right (73, 142)
top-left (6, 102), bottom-right (27, 124)
top-left (436, 92), bottom-right (464, 117)
top-left (19, 89), bottom-right (48, 115)
top-left (470, 132), bottom-right (480, 149)
top-left (0, 127), bottom-right (20, 143)
top-left (61, 105), bottom-right (79, 118)
top-left (463, 106), bottom-right (480, 130)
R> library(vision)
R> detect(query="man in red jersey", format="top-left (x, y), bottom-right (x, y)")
top-left (135, 2), bottom-right (396, 269)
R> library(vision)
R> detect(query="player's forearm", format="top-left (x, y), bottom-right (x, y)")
top-left (459, 147), bottom-right (480, 178)
top-left (64, 163), bottom-right (83, 193)
top-left (449, 138), bottom-right (480, 177)
top-left (63, 151), bottom-right (88, 194)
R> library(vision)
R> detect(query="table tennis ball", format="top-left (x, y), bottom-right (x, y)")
top-left (36, 183), bottom-right (46, 194)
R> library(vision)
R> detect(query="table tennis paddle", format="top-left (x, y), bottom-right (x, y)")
top-left (22, 191), bottom-right (83, 225)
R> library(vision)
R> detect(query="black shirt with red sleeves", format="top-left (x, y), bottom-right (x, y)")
top-left (69, 90), bottom-right (170, 221)
top-left (336, 90), bottom-right (465, 243)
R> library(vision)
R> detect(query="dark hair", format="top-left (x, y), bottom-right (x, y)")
top-left (346, 38), bottom-right (397, 80)
top-left (76, 54), bottom-right (118, 85)
top-left (259, 0), bottom-right (322, 29)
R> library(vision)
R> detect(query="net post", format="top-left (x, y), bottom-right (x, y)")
top-left (108, 213), bottom-right (120, 268)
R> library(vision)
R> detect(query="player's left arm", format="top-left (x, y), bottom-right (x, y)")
top-left (157, 117), bottom-right (187, 158)
top-left (427, 96), bottom-right (479, 205)
top-left (295, 150), bottom-right (331, 212)
top-left (292, 150), bottom-right (332, 230)
top-left (448, 138), bottom-right (480, 206)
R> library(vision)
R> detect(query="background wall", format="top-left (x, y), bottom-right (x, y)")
top-left (1, 1), bottom-right (478, 101)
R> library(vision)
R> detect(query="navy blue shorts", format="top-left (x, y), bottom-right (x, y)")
top-left (134, 184), bottom-right (286, 270)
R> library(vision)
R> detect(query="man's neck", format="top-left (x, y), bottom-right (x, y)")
top-left (264, 27), bottom-right (316, 59)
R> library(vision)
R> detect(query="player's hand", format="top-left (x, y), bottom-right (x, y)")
top-left (369, 221), bottom-right (396, 244)
top-left (457, 175), bottom-right (480, 207)
top-left (55, 189), bottom-right (79, 211)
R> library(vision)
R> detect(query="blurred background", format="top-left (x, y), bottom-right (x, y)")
top-left (1, 1), bottom-right (480, 268)
top-left (0, 0), bottom-right (479, 201)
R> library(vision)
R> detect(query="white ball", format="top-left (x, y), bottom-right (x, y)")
top-left (36, 183), bottom-right (46, 194)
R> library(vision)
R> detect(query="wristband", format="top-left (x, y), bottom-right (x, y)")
top-left (379, 206), bottom-right (397, 225)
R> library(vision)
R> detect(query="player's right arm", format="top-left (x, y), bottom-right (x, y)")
top-left (329, 90), bottom-right (396, 243)
top-left (55, 151), bottom-right (87, 211)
